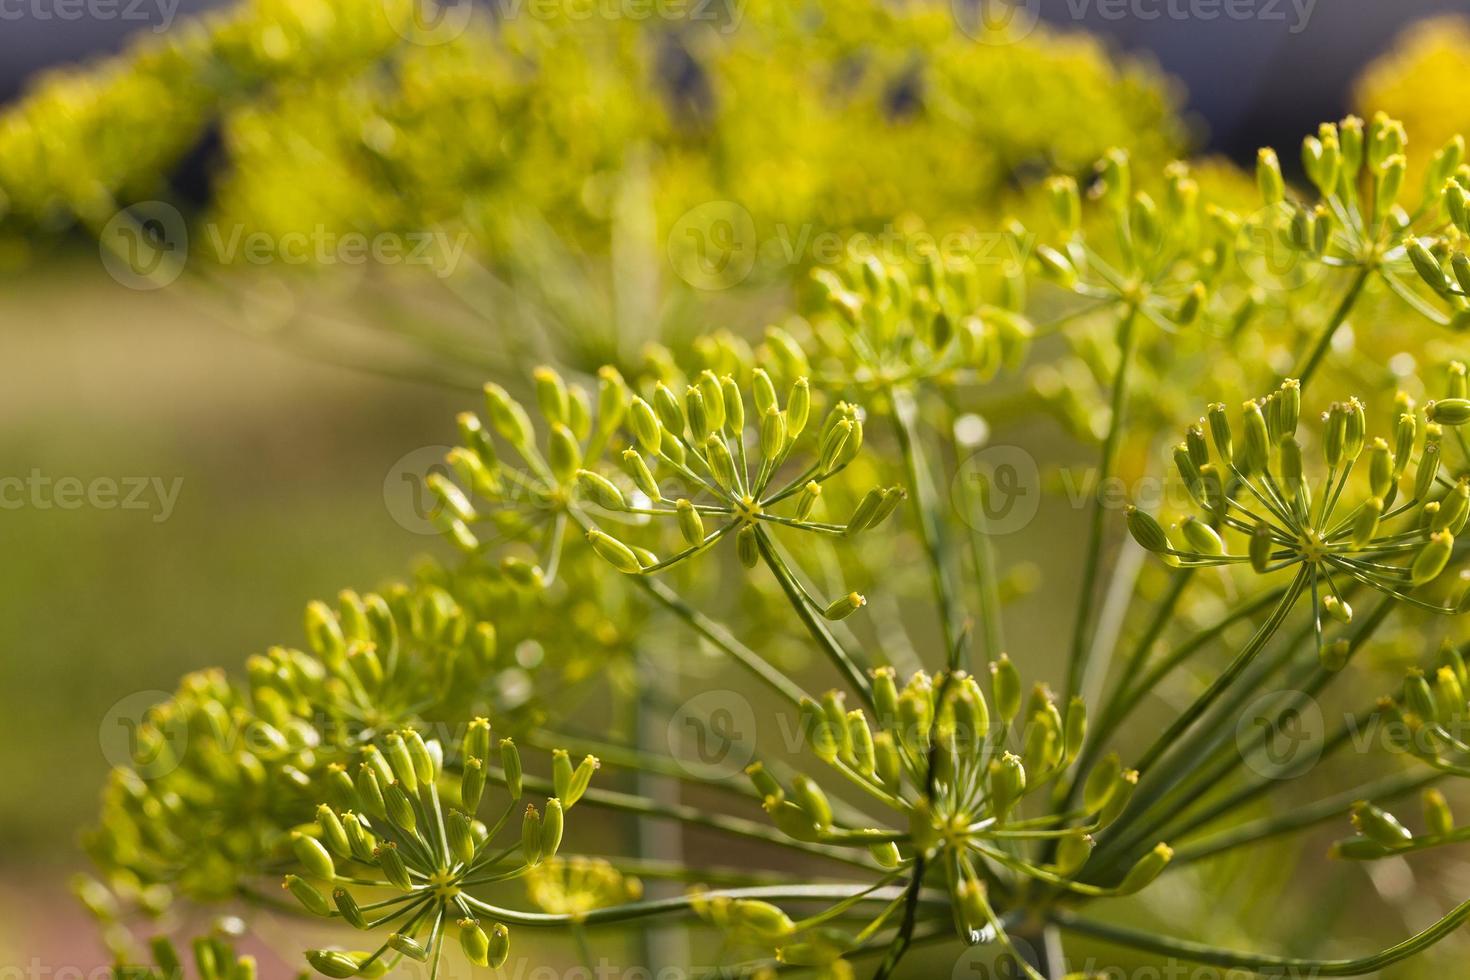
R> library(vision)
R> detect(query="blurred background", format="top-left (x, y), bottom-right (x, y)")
top-left (3, 0), bottom-right (1470, 974)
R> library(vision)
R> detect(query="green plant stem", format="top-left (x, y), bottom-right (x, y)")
top-left (1130, 568), bottom-right (1307, 776)
top-left (1293, 266), bottom-right (1371, 387)
top-left (632, 575), bottom-right (809, 707)
top-left (1052, 897), bottom-right (1470, 976)
top-left (754, 527), bottom-right (874, 708)
top-left (890, 384), bottom-right (963, 667)
top-left (1065, 304), bottom-right (1139, 705)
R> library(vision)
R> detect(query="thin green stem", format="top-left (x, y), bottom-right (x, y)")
top-left (1293, 266), bottom-right (1371, 387)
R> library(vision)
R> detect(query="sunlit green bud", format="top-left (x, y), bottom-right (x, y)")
top-left (1125, 506), bottom-right (1170, 554)
top-left (1174, 445), bottom-right (1203, 502)
top-left (572, 470), bottom-right (625, 512)
top-left (483, 384), bottom-right (533, 449)
top-left (384, 733), bottom-right (418, 792)
top-left (991, 654), bottom-right (1022, 724)
top-left (437, 808), bottom-right (472, 866)
top-left (1063, 697), bottom-right (1087, 764)
top-left (818, 591), bottom-right (864, 622)
top-left (626, 398), bottom-right (660, 456)
top-left (458, 757), bottom-right (487, 814)
top-left (684, 386), bottom-right (711, 444)
top-left (872, 487), bottom-right (906, 529)
top-left (1241, 400), bottom-right (1270, 476)
top-left (1129, 192), bottom-right (1161, 251)
top-left (543, 424), bottom-right (580, 483)
top-left (528, 367), bottom-right (567, 426)
top-left (283, 874), bottom-right (330, 916)
top-left (954, 879), bottom-right (988, 940)
top-left (845, 488), bottom-right (885, 535)
top-left (795, 481), bottom-right (822, 521)
top-left (863, 840), bottom-right (901, 871)
top-left (1448, 182), bottom-right (1470, 235)
top-left (325, 765), bottom-right (358, 813)
top-left (369, 841), bottom-right (410, 891)
top-left (766, 795), bottom-right (823, 842)
top-left (1320, 404), bottom-right (1347, 468)
top-left (316, 805), bottom-right (351, 858)
top-left (1375, 155), bottom-right (1407, 220)
top-left (1320, 593), bottom-right (1352, 625)
top-left (306, 950), bottom-right (361, 978)
top-left (987, 753), bottom-right (1026, 823)
top-left (1288, 206), bottom-right (1314, 252)
top-left (791, 775), bottom-right (833, 830)
top-left (1367, 439), bottom-right (1394, 498)
top-left (1405, 669), bottom-right (1439, 723)
top-left (870, 666), bottom-right (901, 725)
top-left (1347, 496), bottom-right (1382, 549)
top-left (1415, 432), bottom-right (1442, 501)
top-left (1436, 481), bottom-right (1470, 533)
top-left (873, 732), bottom-right (902, 793)
top-left (785, 377), bottom-right (811, 437)
top-left (765, 326), bottom-right (811, 379)
top-left (1054, 832), bottom-right (1094, 877)
top-left (837, 416), bottom-right (864, 469)
top-left (355, 763), bottom-right (386, 819)
top-left (820, 690), bottom-right (852, 759)
top-left (384, 782), bottom-right (417, 834)
top-left (1435, 666), bottom-right (1465, 722)
top-left (1423, 501), bottom-right (1442, 531)
top-left (613, 451), bottom-right (657, 503)
top-left (1035, 244), bottom-right (1075, 285)
top-left (1097, 769), bottom-right (1140, 830)
top-left (656, 501), bottom-right (699, 551)
top-left (1276, 380), bottom-right (1301, 436)
top-left (1257, 148), bottom-right (1285, 205)
top-left (653, 383), bottom-right (686, 437)
top-left (691, 371), bottom-right (724, 431)
top-left (1279, 436), bottom-right (1305, 501)
top-left (1352, 802), bottom-right (1412, 846)
top-left (587, 529), bottom-right (643, 575)
top-left (304, 601), bottom-right (346, 664)
top-left (513, 804), bottom-right (543, 866)
top-left (757, 407), bottom-right (787, 465)
top-left (798, 697), bottom-right (839, 762)
top-left (291, 832), bottom-right (336, 881)
top-left (1420, 789), bottom-right (1455, 840)
top-left (457, 719), bottom-right (490, 771)
top-left (1414, 530), bottom-right (1455, 585)
top-left (749, 367), bottom-right (778, 416)
top-left (533, 798), bottom-right (563, 860)
top-left (1407, 238), bottom-right (1449, 294)
top-left (846, 710), bottom-right (876, 774)
top-left (389, 933), bottom-right (429, 962)
top-left (818, 419), bottom-right (852, 474)
top-left (1022, 699), bottom-right (1062, 775)
top-left (955, 680), bottom-right (991, 745)
top-left (1046, 175), bottom-right (1081, 233)
top-left (730, 899), bottom-right (796, 939)
top-left (1334, 400), bottom-right (1362, 463)
top-left (737, 525), bottom-right (759, 569)
top-left (1335, 115), bottom-right (1363, 177)
top-left (1118, 843), bottom-right (1173, 894)
top-left (1429, 398), bottom-right (1470, 426)
top-left (1242, 523), bottom-right (1271, 573)
top-left (1176, 426), bottom-right (1205, 473)
top-left (700, 435), bottom-right (733, 490)
top-left (406, 730), bottom-right (438, 785)
top-left (570, 389), bottom-right (594, 440)
top-left (325, 887), bottom-right (366, 931)
top-left (1098, 147), bottom-right (1131, 211)
top-left (898, 689), bottom-right (933, 750)
top-left (739, 766), bottom-right (781, 809)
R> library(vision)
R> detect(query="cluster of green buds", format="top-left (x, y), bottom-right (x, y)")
top-left (432, 365), bottom-right (630, 588)
top-left (1253, 113), bottom-right (1470, 330)
top-left (83, 582), bottom-right (493, 950)
top-left (799, 252), bottom-right (1032, 393)
top-left (579, 369), bottom-right (898, 621)
top-left (285, 719), bottom-right (597, 977)
top-left (739, 662), bottom-right (1159, 976)
top-left (111, 930), bottom-right (260, 980)
top-left (1129, 377), bottom-right (1470, 658)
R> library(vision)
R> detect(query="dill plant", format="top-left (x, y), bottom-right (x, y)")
top-left (75, 109), bottom-right (1470, 980)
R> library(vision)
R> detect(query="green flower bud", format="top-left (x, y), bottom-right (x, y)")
top-left (697, 370), bottom-right (727, 434)
top-left (1180, 516), bottom-right (1224, 556)
top-left (1241, 400), bottom-right (1270, 476)
top-left (1046, 174), bottom-right (1081, 233)
top-left (1351, 801), bottom-right (1412, 846)
top-left (991, 654), bottom-right (1021, 724)
top-left (823, 592), bottom-right (865, 621)
top-left (459, 918), bottom-right (490, 967)
top-left (389, 933), bottom-right (429, 962)
top-left (653, 383), bottom-right (686, 437)
top-left (848, 710), bottom-right (876, 774)
top-left (732, 899), bottom-right (795, 939)
top-left (292, 832), bottom-right (336, 881)
top-left (1054, 832), bottom-right (1095, 877)
top-left (1064, 696), bottom-right (1087, 764)
top-left (384, 782), bottom-right (417, 834)
top-left (487, 923), bottom-right (510, 967)
top-left (521, 805), bottom-right (543, 865)
top-left (873, 732), bottom-right (902, 793)
top-left (819, 419), bottom-right (852, 474)
top-left (284, 874), bottom-right (330, 916)
top-left (721, 375), bottom-right (745, 436)
top-left (1435, 667), bottom-right (1465, 721)
top-left (1117, 843), bottom-right (1173, 894)
top-left (1207, 402), bottom-right (1232, 462)
top-left (461, 757), bottom-right (487, 813)
top-left (629, 397), bottom-right (661, 454)
top-left (1257, 147), bottom-right (1285, 205)
top-left (706, 435), bottom-right (738, 490)
top-left (596, 367), bottom-right (628, 434)
top-left (1368, 438), bottom-right (1394, 498)
top-left (1125, 506), bottom-right (1171, 554)
top-left (484, 383), bottom-right (534, 449)
top-left (343, 813), bottom-right (376, 862)
top-left (1424, 789), bottom-right (1455, 838)
top-left (1408, 239), bottom-right (1449, 294)
top-left (745, 762), bottom-right (782, 801)
top-left (1249, 523), bottom-right (1274, 572)
top-left (737, 525), bottom-right (759, 569)
top-left (795, 481), bottom-right (822, 521)
top-left (540, 798), bottom-right (565, 860)
top-left (1429, 398), bottom-right (1470, 426)
top-left (375, 843), bottom-right (412, 890)
top-left (872, 667), bottom-right (900, 725)
top-left (306, 951), bottom-right (361, 978)
top-left (384, 732), bottom-right (418, 792)
top-left (987, 753), bottom-right (1026, 823)
top-left (448, 808), bottom-right (476, 865)
top-left (760, 407), bottom-right (787, 463)
top-left (500, 739), bottom-right (523, 800)
top-left (1096, 769), bottom-right (1140, 830)
top-left (1323, 595), bottom-right (1352, 625)
top-left (1412, 530), bottom-right (1454, 585)
top-left (576, 470), bottom-right (627, 511)
top-left (334, 887), bottom-right (367, 929)
top-left (587, 529), bottom-right (644, 574)
top-left (846, 489), bottom-right (884, 535)
top-left (791, 775), bottom-right (833, 829)
top-left (787, 378), bottom-right (811, 438)
top-left (1320, 638), bottom-right (1351, 672)
top-left (1435, 481), bottom-right (1470, 533)
top-left (869, 841), bottom-right (902, 868)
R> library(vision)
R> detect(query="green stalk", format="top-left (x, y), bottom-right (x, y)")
top-left (754, 527), bottom-right (874, 708)
top-left (1065, 304), bottom-right (1140, 705)
top-left (890, 385), bottom-right (962, 667)
top-left (1292, 266), bottom-right (1371, 387)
